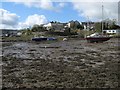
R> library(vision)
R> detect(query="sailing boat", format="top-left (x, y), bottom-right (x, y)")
top-left (86, 4), bottom-right (111, 43)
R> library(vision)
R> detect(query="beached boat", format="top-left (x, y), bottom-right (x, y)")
top-left (47, 37), bottom-right (57, 40)
top-left (86, 4), bottom-right (111, 43)
top-left (32, 36), bottom-right (56, 41)
top-left (86, 33), bottom-right (111, 43)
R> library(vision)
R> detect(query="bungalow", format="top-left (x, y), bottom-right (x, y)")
top-left (103, 29), bottom-right (120, 34)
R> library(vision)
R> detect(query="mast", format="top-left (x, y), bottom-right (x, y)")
top-left (87, 16), bottom-right (89, 31)
top-left (102, 4), bottom-right (104, 33)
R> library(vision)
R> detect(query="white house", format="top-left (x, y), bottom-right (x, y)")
top-left (43, 22), bottom-right (64, 31)
top-left (17, 32), bottom-right (22, 36)
top-left (82, 22), bottom-right (95, 30)
top-left (103, 29), bottom-right (120, 34)
top-left (67, 20), bottom-right (81, 28)
top-left (43, 23), bottom-right (52, 30)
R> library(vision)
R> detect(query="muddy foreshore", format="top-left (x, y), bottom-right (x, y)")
top-left (1, 38), bottom-right (120, 89)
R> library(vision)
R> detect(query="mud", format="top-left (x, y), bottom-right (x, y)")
top-left (1, 38), bottom-right (120, 89)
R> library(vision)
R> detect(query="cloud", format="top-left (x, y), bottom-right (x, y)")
top-left (0, 9), bottom-right (48, 29)
top-left (5, 0), bottom-right (118, 21)
top-left (58, 3), bottom-right (66, 8)
top-left (72, 1), bottom-right (118, 21)
top-left (3, 0), bottom-right (120, 2)
top-left (4, 0), bottom-right (67, 11)
top-left (4, 0), bottom-right (56, 11)
top-left (0, 9), bottom-right (19, 29)
top-left (71, 0), bottom-right (119, 2)
top-left (18, 14), bottom-right (48, 29)
top-left (22, 0), bottom-right (54, 10)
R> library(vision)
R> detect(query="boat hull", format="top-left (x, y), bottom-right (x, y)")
top-left (32, 37), bottom-right (57, 41)
top-left (86, 37), bottom-right (111, 43)
top-left (47, 37), bottom-right (57, 40)
top-left (32, 37), bottom-right (47, 41)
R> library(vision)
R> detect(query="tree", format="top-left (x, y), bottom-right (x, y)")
top-left (64, 27), bottom-right (71, 35)
top-left (20, 28), bottom-right (32, 35)
top-left (95, 22), bottom-right (102, 33)
top-left (77, 24), bottom-right (84, 29)
top-left (31, 24), bottom-right (46, 32)
top-left (110, 24), bottom-right (120, 29)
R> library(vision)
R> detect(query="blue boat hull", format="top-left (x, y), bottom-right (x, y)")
top-left (32, 37), bottom-right (47, 41)
top-left (47, 37), bottom-right (56, 40)
top-left (32, 37), bottom-right (56, 41)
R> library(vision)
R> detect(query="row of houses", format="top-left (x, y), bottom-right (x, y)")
top-left (0, 29), bottom-right (21, 37)
top-left (43, 22), bottom-right (66, 32)
top-left (0, 20), bottom-right (120, 37)
top-left (43, 20), bottom-right (85, 32)
top-left (43, 21), bottom-right (120, 34)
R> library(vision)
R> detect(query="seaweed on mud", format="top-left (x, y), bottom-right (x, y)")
top-left (2, 38), bottom-right (119, 88)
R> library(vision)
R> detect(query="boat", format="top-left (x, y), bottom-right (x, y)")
top-left (47, 37), bottom-right (57, 40)
top-left (32, 36), bottom-right (56, 41)
top-left (86, 33), bottom-right (111, 43)
top-left (32, 37), bottom-right (47, 41)
top-left (86, 4), bottom-right (111, 43)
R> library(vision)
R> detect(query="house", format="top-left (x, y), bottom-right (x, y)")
top-left (0, 29), bottom-right (18, 37)
top-left (43, 22), bottom-right (65, 32)
top-left (82, 22), bottom-right (95, 30)
top-left (43, 23), bottom-right (52, 30)
top-left (103, 29), bottom-right (120, 34)
top-left (16, 32), bottom-right (22, 36)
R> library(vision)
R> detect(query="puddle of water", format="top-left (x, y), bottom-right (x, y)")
top-left (92, 62), bottom-right (105, 68)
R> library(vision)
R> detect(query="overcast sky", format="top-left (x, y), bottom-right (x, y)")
top-left (0, 0), bottom-right (119, 29)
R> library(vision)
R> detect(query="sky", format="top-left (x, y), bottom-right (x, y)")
top-left (0, 0), bottom-right (119, 29)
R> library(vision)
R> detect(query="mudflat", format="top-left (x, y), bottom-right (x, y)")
top-left (1, 38), bottom-right (120, 89)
